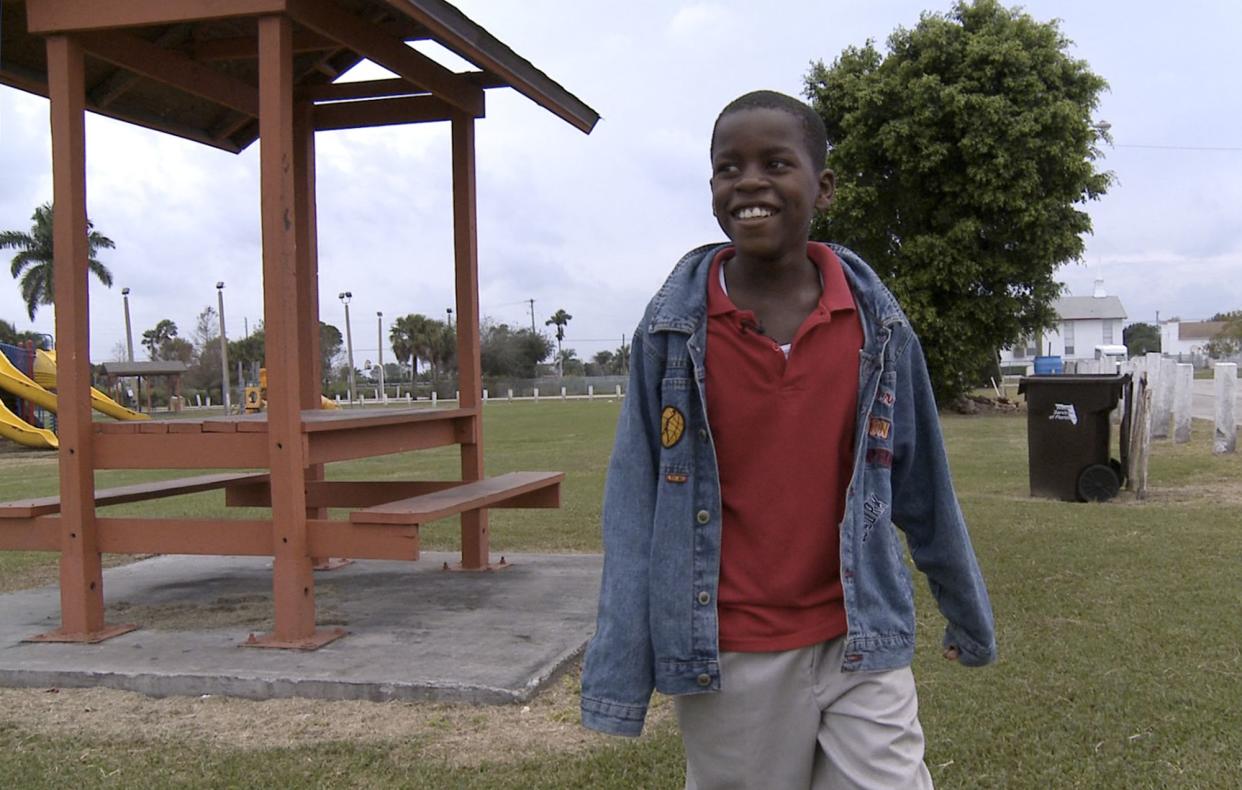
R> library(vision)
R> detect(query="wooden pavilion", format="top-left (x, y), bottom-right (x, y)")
top-left (0, 0), bottom-right (598, 649)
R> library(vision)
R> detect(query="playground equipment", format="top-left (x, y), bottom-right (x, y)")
top-left (34, 350), bottom-right (147, 421)
top-left (0, 346), bottom-right (147, 449)
top-left (0, 0), bottom-right (597, 649)
top-left (244, 368), bottom-right (339, 413)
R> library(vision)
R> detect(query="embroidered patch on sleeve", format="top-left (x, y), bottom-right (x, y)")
top-left (878, 390), bottom-right (895, 406)
top-left (661, 406), bottom-right (686, 448)
top-left (866, 448), bottom-right (893, 468)
top-left (861, 493), bottom-right (889, 542)
top-left (664, 472), bottom-right (688, 484)
top-left (867, 417), bottom-right (891, 440)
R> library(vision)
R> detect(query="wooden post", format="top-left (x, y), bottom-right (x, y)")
top-left (246, 14), bottom-right (341, 648)
top-left (1153, 357), bottom-right (1177, 439)
top-left (293, 98), bottom-right (342, 570)
top-left (1173, 363), bottom-right (1193, 444)
top-left (1215, 363), bottom-right (1237, 454)
top-left (33, 34), bottom-right (135, 643)
top-left (450, 112), bottom-right (490, 570)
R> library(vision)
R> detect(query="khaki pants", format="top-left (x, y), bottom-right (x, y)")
top-left (674, 639), bottom-right (934, 789)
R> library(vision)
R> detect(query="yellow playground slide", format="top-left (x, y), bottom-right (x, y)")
top-left (33, 349), bottom-right (148, 421)
top-left (0, 396), bottom-right (57, 449)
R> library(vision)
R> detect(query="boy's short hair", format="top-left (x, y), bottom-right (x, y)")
top-left (711, 90), bottom-right (829, 170)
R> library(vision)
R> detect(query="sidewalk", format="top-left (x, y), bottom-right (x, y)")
top-left (0, 552), bottom-right (601, 704)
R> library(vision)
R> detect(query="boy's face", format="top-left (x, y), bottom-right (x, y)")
top-left (710, 107), bottom-right (834, 262)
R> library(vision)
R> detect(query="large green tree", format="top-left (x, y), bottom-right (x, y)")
top-left (480, 321), bottom-right (551, 379)
top-left (1205, 311), bottom-right (1242, 359)
top-left (805, 0), bottom-right (1111, 400)
top-left (1123, 322), bottom-right (1161, 357)
top-left (0, 202), bottom-right (115, 320)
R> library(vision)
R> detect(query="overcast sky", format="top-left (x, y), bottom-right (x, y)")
top-left (2, 0), bottom-right (1240, 364)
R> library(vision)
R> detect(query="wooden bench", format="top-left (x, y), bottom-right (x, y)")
top-left (0, 471), bottom-right (270, 519)
top-left (350, 471), bottom-right (564, 526)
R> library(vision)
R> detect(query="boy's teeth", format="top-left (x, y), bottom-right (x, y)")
top-left (736, 206), bottom-right (773, 219)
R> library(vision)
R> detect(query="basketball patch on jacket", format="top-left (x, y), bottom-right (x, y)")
top-left (661, 406), bottom-right (685, 448)
top-left (867, 417), bottom-right (891, 440)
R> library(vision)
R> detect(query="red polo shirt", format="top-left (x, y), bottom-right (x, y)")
top-left (706, 243), bottom-right (863, 653)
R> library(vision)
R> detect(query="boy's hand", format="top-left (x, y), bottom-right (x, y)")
top-left (943, 646), bottom-right (960, 662)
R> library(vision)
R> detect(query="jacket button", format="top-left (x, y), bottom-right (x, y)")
top-left (696, 510), bottom-right (710, 524)
top-left (698, 428), bottom-right (707, 441)
top-left (697, 591), bottom-right (710, 605)
top-left (696, 673), bottom-right (712, 687)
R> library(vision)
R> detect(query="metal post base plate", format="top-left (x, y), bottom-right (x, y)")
top-left (24, 622), bottom-right (139, 644)
top-left (242, 626), bottom-right (348, 650)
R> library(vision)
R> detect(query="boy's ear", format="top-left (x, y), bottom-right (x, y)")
top-left (815, 168), bottom-right (836, 211)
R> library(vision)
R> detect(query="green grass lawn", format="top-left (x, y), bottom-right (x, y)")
top-left (1, 401), bottom-right (1240, 788)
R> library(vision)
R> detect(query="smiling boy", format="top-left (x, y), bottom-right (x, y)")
top-left (581, 90), bottom-right (996, 789)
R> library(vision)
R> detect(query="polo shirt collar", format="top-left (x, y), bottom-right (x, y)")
top-left (708, 243), bottom-right (857, 319)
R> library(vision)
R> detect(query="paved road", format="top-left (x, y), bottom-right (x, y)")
top-left (1192, 378), bottom-right (1239, 421)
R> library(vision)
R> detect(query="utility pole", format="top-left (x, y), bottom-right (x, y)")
top-left (528, 298), bottom-right (536, 333)
top-left (216, 282), bottom-right (231, 412)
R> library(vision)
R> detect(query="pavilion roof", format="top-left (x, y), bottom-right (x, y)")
top-left (0, 0), bottom-right (599, 152)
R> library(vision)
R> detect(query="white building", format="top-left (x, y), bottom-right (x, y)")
top-left (1159, 320), bottom-right (1226, 360)
top-left (999, 279), bottom-right (1127, 373)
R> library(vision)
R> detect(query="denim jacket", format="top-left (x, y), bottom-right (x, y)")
top-left (580, 243), bottom-right (996, 737)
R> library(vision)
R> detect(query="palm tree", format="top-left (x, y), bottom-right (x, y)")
top-left (141, 319), bottom-right (178, 360)
top-left (390, 314), bottom-right (455, 385)
top-left (545, 309), bottom-right (572, 377)
top-left (0, 202), bottom-right (115, 320)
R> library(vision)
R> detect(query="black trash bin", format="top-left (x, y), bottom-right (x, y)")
top-left (1017, 373), bottom-right (1132, 502)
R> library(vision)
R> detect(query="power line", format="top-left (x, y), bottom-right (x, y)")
top-left (1116, 143), bottom-right (1242, 152)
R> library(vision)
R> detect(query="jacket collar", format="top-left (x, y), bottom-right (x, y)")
top-left (647, 242), bottom-right (906, 335)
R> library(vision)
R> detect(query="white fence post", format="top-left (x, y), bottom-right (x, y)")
top-left (432, 392), bottom-right (438, 405)
top-left (1173, 363), bottom-right (1193, 443)
top-left (534, 387), bottom-right (540, 401)
top-left (588, 385), bottom-right (594, 400)
top-left (1215, 363), bottom-right (1237, 454)
top-left (560, 386), bottom-right (567, 400)
top-left (615, 384), bottom-right (622, 398)
top-left (507, 389), bottom-right (513, 400)
top-left (1153, 357), bottom-right (1177, 439)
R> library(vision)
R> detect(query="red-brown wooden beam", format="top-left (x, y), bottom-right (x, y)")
top-left (27, 0), bottom-right (288, 33)
top-left (312, 95), bottom-right (478, 132)
top-left (77, 30), bottom-right (259, 118)
top-left (92, 432), bottom-right (269, 469)
top-left (451, 111), bottom-right (490, 570)
top-left (286, 0), bottom-right (483, 117)
top-left (193, 28), bottom-right (338, 61)
top-left (43, 33), bottom-right (135, 644)
top-left (192, 20), bottom-right (431, 61)
top-left (253, 13), bottom-right (338, 649)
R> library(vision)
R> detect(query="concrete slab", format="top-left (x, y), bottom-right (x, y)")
top-left (0, 552), bottom-right (602, 704)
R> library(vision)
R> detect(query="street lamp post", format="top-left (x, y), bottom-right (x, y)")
top-left (446, 307), bottom-right (453, 328)
top-left (377, 310), bottom-right (385, 402)
top-left (339, 292), bottom-right (355, 404)
top-left (216, 282), bottom-right (231, 412)
top-left (121, 287), bottom-right (134, 362)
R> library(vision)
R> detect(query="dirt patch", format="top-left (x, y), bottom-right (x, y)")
top-left (106, 584), bottom-right (347, 630)
top-left (0, 662), bottom-right (674, 765)
top-left (1128, 480), bottom-right (1242, 507)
